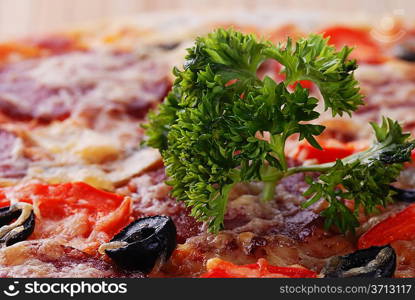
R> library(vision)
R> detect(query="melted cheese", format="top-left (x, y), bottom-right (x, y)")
top-left (30, 120), bottom-right (120, 164)
top-left (27, 165), bottom-right (114, 191)
top-left (108, 148), bottom-right (161, 184)
top-left (72, 130), bottom-right (120, 164)
top-left (26, 147), bottom-right (161, 191)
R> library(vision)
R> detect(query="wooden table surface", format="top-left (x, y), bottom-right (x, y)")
top-left (0, 0), bottom-right (414, 39)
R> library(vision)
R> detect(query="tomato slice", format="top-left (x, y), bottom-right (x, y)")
top-left (0, 182), bottom-right (132, 254)
top-left (200, 258), bottom-right (317, 278)
top-left (358, 204), bottom-right (415, 249)
top-left (322, 26), bottom-right (385, 64)
top-left (0, 189), bottom-right (8, 207)
top-left (293, 139), bottom-right (359, 164)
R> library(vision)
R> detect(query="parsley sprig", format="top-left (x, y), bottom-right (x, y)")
top-left (145, 29), bottom-right (415, 233)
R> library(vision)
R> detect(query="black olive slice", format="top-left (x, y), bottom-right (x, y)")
top-left (0, 203), bottom-right (35, 247)
top-left (393, 38), bottom-right (415, 62)
top-left (100, 216), bottom-right (177, 273)
top-left (390, 185), bottom-right (415, 203)
top-left (323, 245), bottom-right (396, 278)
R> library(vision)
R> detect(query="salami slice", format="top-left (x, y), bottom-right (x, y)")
top-left (0, 128), bottom-right (27, 178)
top-left (0, 240), bottom-right (144, 278)
top-left (0, 51), bottom-right (170, 121)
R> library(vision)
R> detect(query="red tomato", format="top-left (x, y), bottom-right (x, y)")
top-left (0, 190), bottom-right (8, 208)
top-left (15, 182), bottom-right (126, 218)
top-left (200, 258), bottom-right (317, 278)
top-left (404, 149), bottom-right (415, 167)
top-left (293, 139), bottom-right (359, 164)
top-left (0, 182), bottom-right (132, 254)
top-left (322, 26), bottom-right (385, 64)
top-left (358, 204), bottom-right (415, 249)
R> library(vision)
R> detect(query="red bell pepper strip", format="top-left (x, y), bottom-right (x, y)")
top-left (293, 139), bottom-right (359, 164)
top-left (321, 26), bottom-right (385, 64)
top-left (358, 203), bottom-right (415, 249)
top-left (200, 258), bottom-right (317, 278)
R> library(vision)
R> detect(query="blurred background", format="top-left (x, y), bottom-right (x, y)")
top-left (0, 0), bottom-right (414, 39)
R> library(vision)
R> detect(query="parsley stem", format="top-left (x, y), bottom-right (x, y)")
top-left (262, 181), bottom-right (277, 202)
top-left (260, 165), bottom-right (284, 201)
top-left (260, 140), bottom-right (402, 202)
top-left (270, 134), bottom-right (288, 171)
top-left (285, 164), bottom-right (334, 176)
top-left (259, 163), bottom-right (331, 202)
top-left (284, 143), bottom-right (384, 176)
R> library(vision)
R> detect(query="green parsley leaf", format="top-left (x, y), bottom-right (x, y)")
top-left (144, 28), bottom-right (412, 233)
top-left (303, 117), bottom-right (415, 233)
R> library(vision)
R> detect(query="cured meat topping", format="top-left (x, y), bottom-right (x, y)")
top-left (0, 51), bottom-right (170, 121)
top-left (0, 240), bottom-right (143, 278)
top-left (0, 128), bottom-right (27, 178)
top-left (1, 22), bottom-right (415, 279)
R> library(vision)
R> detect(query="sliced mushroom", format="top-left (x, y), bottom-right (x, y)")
top-left (323, 245), bottom-right (396, 278)
top-left (99, 216), bottom-right (177, 273)
top-left (0, 203), bottom-right (35, 247)
top-left (390, 185), bottom-right (415, 203)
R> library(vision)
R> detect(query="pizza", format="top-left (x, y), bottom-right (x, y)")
top-left (1, 12), bottom-right (415, 278)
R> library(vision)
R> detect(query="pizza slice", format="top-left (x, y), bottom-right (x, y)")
top-left (0, 14), bottom-right (415, 278)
